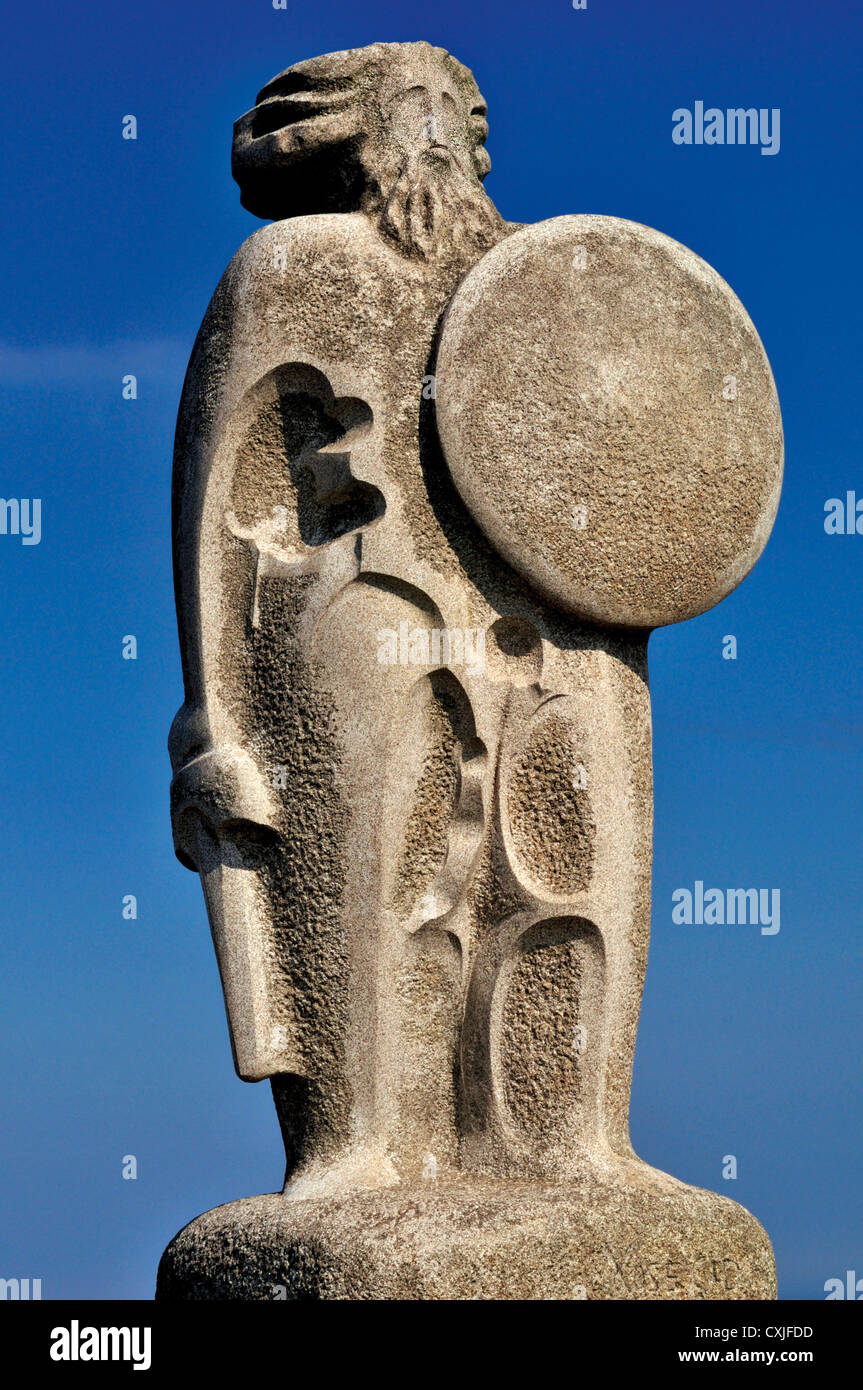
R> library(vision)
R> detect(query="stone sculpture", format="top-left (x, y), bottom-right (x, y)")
top-left (158, 41), bottom-right (782, 1300)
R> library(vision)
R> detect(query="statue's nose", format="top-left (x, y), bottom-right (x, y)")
top-left (170, 744), bottom-right (279, 871)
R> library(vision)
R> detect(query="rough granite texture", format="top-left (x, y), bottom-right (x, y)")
top-left (160, 40), bottom-right (782, 1301)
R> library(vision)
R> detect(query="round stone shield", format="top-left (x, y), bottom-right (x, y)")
top-left (435, 215), bottom-right (783, 628)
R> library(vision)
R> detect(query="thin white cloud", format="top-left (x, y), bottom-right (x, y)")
top-left (0, 338), bottom-right (189, 387)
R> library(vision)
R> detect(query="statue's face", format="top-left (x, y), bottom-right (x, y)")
top-left (374, 58), bottom-right (491, 183)
top-left (364, 55), bottom-right (501, 261)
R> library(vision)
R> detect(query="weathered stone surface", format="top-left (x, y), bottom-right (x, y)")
top-left (160, 40), bottom-right (779, 1301)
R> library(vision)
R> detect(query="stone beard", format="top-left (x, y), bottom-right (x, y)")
top-left (159, 41), bottom-right (782, 1302)
top-left (370, 141), bottom-right (505, 262)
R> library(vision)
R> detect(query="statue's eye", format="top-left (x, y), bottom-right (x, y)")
top-left (468, 106), bottom-right (489, 142)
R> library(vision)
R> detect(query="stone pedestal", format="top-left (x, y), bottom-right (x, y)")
top-left (158, 1161), bottom-right (775, 1301)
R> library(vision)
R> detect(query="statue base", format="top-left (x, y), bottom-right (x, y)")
top-left (156, 1159), bottom-right (776, 1300)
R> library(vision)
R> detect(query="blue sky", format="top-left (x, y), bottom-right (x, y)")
top-left (0, 0), bottom-right (860, 1299)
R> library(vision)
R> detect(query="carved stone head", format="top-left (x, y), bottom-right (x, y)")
top-left (232, 41), bottom-right (502, 258)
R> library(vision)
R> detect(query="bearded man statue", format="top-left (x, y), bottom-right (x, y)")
top-left (159, 41), bottom-right (782, 1301)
